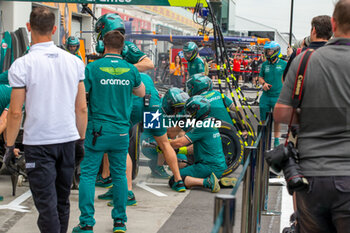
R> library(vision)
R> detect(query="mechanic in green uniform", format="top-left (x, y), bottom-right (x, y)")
top-left (98, 74), bottom-right (186, 206)
top-left (65, 36), bottom-right (82, 60)
top-left (169, 95), bottom-right (226, 192)
top-left (0, 71), bottom-right (9, 85)
top-left (258, 41), bottom-right (287, 147)
top-left (0, 84), bottom-right (11, 133)
top-left (95, 13), bottom-right (154, 72)
top-left (0, 84), bottom-right (22, 171)
top-left (183, 42), bottom-right (205, 77)
top-left (94, 13), bottom-right (154, 188)
top-left (187, 74), bottom-right (236, 125)
top-left (128, 74), bottom-right (185, 185)
top-left (186, 74), bottom-right (249, 139)
top-left (72, 30), bottom-right (145, 233)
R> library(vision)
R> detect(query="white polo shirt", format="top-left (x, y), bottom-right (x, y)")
top-left (8, 41), bottom-right (85, 145)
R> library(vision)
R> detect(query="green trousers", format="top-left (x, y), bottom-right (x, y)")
top-left (78, 129), bottom-right (129, 226)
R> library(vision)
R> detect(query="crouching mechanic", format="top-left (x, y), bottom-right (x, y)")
top-left (73, 30), bottom-right (145, 233)
top-left (128, 79), bottom-right (186, 192)
top-left (186, 74), bottom-right (248, 138)
top-left (186, 74), bottom-right (237, 125)
top-left (168, 95), bottom-right (227, 192)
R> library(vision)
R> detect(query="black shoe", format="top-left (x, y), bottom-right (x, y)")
top-left (113, 220), bottom-right (126, 233)
top-left (72, 224), bottom-right (93, 232)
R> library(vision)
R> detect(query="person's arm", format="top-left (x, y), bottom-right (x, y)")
top-left (154, 134), bottom-right (176, 157)
top-left (259, 77), bottom-right (271, 91)
top-left (75, 82), bottom-right (88, 139)
top-left (133, 82), bottom-right (145, 97)
top-left (170, 136), bottom-right (191, 149)
top-left (274, 103), bottom-right (299, 125)
top-left (169, 63), bottom-right (176, 74)
top-left (258, 62), bottom-right (271, 91)
top-left (287, 45), bottom-right (294, 57)
top-left (0, 109), bottom-right (8, 134)
top-left (134, 57), bottom-right (154, 72)
top-left (6, 89), bottom-right (25, 146)
top-left (274, 56), bottom-right (301, 125)
top-left (167, 126), bottom-right (182, 139)
top-left (132, 67), bottom-right (146, 97)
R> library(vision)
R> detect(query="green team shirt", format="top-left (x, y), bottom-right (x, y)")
top-left (0, 71), bottom-right (9, 85)
top-left (185, 125), bottom-right (227, 170)
top-left (201, 90), bottom-right (234, 125)
top-left (259, 58), bottom-right (287, 97)
top-left (85, 53), bottom-right (142, 134)
top-left (131, 73), bottom-right (161, 125)
top-left (75, 54), bottom-right (82, 60)
top-left (188, 57), bottom-right (205, 77)
top-left (0, 84), bottom-right (11, 113)
top-left (123, 41), bottom-right (147, 65)
top-left (130, 73), bottom-right (166, 137)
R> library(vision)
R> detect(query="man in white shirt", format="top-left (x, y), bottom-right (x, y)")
top-left (4, 7), bottom-right (87, 233)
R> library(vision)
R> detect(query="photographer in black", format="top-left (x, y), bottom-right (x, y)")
top-left (273, 1), bottom-right (350, 232)
top-left (282, 15), bottom-right (332, 81)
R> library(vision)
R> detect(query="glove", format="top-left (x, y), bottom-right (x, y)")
top-left (178, 146), bottom-right (188, 155)
top-left (75, 139), bottom-right (85, 166)
top-left (156, 145), bottom-right (163, 154)
top-left (3, 145), bottom-right (16, 171)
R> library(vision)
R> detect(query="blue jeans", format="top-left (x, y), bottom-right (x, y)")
top-left (24, 141), bottom-right (75, 233)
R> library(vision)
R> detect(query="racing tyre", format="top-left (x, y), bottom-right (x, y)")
top-left (218, 121), bottom-right (245, 177)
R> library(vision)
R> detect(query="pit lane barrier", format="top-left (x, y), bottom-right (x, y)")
top-left (212, 112), bottom-right (274, 233)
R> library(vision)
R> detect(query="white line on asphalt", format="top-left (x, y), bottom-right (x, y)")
top-left (144, 182), bottom-right (168, 187)
top-left (136, 181), bottom-right (167, 197)
top-left (0, 190), bottom-right (32, 213)
top-left (269, 178), bottom-right (286, 185)
top-left (280, 185), bottom-right (294, 231)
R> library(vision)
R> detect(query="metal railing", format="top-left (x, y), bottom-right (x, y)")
top-left (212, 112), bottom-right (273, 233)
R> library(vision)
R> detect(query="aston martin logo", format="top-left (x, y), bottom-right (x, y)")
top-left (100, 67), bottom-right (130, 76)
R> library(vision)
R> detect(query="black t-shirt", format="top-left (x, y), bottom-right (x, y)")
top-left (251, 59), bottom-right (262, 71)
top-left (283, 41), bottom-right (327, 81)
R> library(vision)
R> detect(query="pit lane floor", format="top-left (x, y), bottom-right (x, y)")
top-left (0, 89), bottom-right (292, 233)
top-left (0, 161), bottom-right (289, 233)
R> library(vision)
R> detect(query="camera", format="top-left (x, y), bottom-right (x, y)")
top-left (265, 142), bottom-right (309, 195)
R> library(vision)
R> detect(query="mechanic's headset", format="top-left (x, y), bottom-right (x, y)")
top-left (95, 32), bottom-right (105, 54)
top-left (95, 31), bottom-right (129, 55)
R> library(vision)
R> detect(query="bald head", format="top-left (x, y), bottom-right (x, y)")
top-left (332, 0), bottom-right (350, 36)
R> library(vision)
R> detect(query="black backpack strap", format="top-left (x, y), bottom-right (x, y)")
top-left (291, 49), bottom-right (315, 108)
